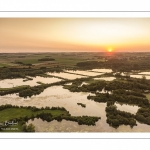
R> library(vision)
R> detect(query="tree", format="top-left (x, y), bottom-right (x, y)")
top-left (23, 123), bottom-right (35, 132)
top-left (142, 75), bottom-right (146, 84)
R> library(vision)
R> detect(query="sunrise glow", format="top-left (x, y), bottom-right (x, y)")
top-left (107, 48), bottom-right (113, 52)
top-left (0, 18), bottom-right (150, 52)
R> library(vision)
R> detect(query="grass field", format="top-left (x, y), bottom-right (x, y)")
top-left (0, 107), bottom-right (69, 132)
top-left (0, 52), bottom-right (105, 68)
top-left (0, 63), bottom-right (10, 67)
top-left (0, 108), bottom-right (69, 122)
top-left (145, 93), bottom-right (150, 103)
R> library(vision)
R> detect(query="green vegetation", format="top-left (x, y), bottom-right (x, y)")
top-left (64, 80), bottom-right (106, 92)
top-left (0, 85), bottom-right (30, 96)
top-left (0, 105), bottom-right (101, 132)
top-left (106, 105), bottom-right (137, 128)
top-left (0, 105), bottom-right (69, 122)
top-left (88, 91), bottom-right (149, 107)
top-left (145, 93), bottom-right (150, 102)
top-left (38, 58), bottom-right (55, 61)
top-left (61, 116), bottom-right (100, 126)
top-left (17, 59), bottom-right (39, 64)
top-left (22, 123), bottom-right (35, 132)
top-left (0, 63), bottom-right (10, 67)
top-left (77, 103), bottom-right (86, 108)
top-left (135, 107), bottom-right (150, 125)
top-left (76, 53), bottom-right (150, 72)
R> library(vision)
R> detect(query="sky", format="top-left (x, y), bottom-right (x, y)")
top-left (0, 18), bottom-right (150, 52)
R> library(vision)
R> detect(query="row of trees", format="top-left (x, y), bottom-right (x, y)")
top-left (76, 56), bottom-right (150, 72)
top-left (105, 80), bottom-right (150, 91)
top-left (88, 92), bottom-right (149, 107)
top-left (64, 80), bottom-right (106, 93)
top-left (113, 89), bottom-right (146, 98)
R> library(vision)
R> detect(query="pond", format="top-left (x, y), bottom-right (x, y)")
top-left (138, 72), bottom-right (150, 75)
top-left (115, 102), bottom-right (139, 114)
top-left (96, 88), bottom-right (112, 94)
top-left (94, 77), bottom-right (116, 81)
top-left (47, 72), bottom-right (85, 80)
top-left (0, 86), bottom-right (105, 116)
top-left (0, 76), bottom-right (62, 88)
top-left (91, 69), bottom-right (112, 73)
top-left (130, 75), bottom-right (150, 79)
top-left (65, 70), bottom-right (104, 76)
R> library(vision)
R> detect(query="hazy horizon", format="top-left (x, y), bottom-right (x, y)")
top-left (1, 18), bottom-right (150, 53)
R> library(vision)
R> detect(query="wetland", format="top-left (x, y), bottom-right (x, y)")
top-left (1, 52), bottom-right (150, 132)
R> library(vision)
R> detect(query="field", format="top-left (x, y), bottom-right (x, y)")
top-left (0, 108), bottom-right (68, 122)
top-left (0, 52), bottom-right (106, 68)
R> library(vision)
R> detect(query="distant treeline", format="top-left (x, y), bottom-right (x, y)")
top-left (38, 58), bottom-right (55, 61)
top-left (0, 67), bottom-right (62, 79)
top-left (76, 57), bottom-right (150, 72)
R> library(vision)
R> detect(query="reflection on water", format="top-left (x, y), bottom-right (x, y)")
top-left (94, 77), bottom-right (116, 81)
top-left (0, 86), bottom-right (105, 116)
top-left (91, 69), bottom-right (112, 73)
top-left (138, 72), bottom-right (150, 75)
top-left (27, 118), bottom-right (150, 132)
top-left (0, 82), bottom-right (150, 132)
top-left (65, 83), bottom-right (72, 85)
top-left (65, 70), bottom-right (104, 76)
top-left (0, 76), bottom-right (61, 88)
top-left (47, 72), bottom-right (85, 79)
top-left (79, 82), bottom-right (88, 87)
top-left (96, 88), bottom-right (112, 94)
top-left (115, 102), bottom-right (139, 114)
top-left (130, 75), bottom-right (150, 79)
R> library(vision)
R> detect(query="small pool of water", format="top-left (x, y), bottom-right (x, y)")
top-left (65, 70), bottom-right (103, 76)
top-left (0, 76), bottom-right (61, 88)
top-left (130, 75), bottom-right (150, 79)
top-left (47, 72), bottom-right (85, 80)
top-left (91, 69), bottom-right (112, 73)
top-left (96, 88), bottom-right (112, 94)
top-left (115, 102), bottom-right (139, 114)
top-left (94, 77), bottom-right (116, 81)
top-left (138, 72), bottom-right (150, 75)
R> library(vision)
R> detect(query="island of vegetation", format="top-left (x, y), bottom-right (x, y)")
top-left (77, 103), bottom-right (86, 108)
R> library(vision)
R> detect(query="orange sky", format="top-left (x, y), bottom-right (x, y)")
top-left (0, 18), bottom-right (150, 52)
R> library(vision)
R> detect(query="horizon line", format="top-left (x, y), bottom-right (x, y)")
top-left (1, 51), bottom-right (150, 53)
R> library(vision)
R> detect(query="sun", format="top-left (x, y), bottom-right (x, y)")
top-left (107, 48), bottom-right (113, 52)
